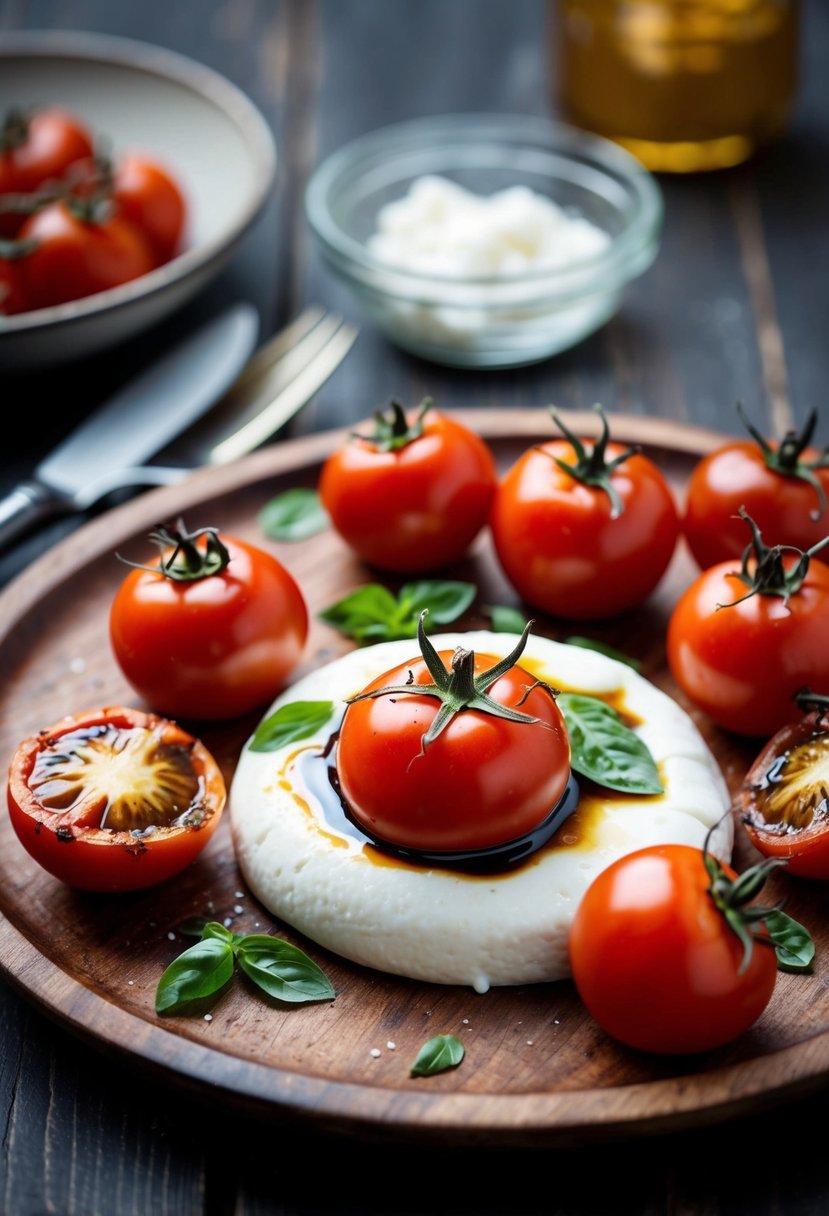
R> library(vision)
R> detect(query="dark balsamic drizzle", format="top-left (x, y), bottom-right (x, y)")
top-left (295, 730), bottom-right (580, 876)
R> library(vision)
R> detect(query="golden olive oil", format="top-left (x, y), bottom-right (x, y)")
top-left (553, 0), bottom-right (800, 171)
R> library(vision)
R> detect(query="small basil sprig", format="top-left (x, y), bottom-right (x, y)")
top-left (703, 829), bottom-right (815, 974)
top-left (249, 700), bottom-right (335, 753)
top-left (320, 580), bottom-right (475, 643)
top-left (558, 692), bottom-right (663, 795)
top-left (156, 920), bottom-right (335, 1015)
top-left (410, 1034), bottom-right (465, 1077)
top-left (763, 909), bottom-right (816, 972)
top-left (259, 488), bottom-right (328, 541)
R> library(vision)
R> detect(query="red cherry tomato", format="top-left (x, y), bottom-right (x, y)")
top-left (6, 706), bottom-right (226, 893)
top-left (569, 844), bottom-right (778, 1054)
top-left (318, 398), bottom-right (497, 573)
top-left (0, 252), bottom-right (27, 314)
top-left (109, 522), bottom-right (308, 722)
top-left (667, 513), bottom-right (829, 737)
top-left (684, 407), bottom-right (829, 569)
top-left (17, 199), bottom-right (155, 309)
top-left (0, 106), bottom-right (94, 236)
top-left (740, 693), bottom-right (829, 878)
top-left (336, 623), bottom-right (570, 852)
top-left (111, 153), bottom-right (187, 264)
top-left (490, 407), bottom-right (680, 620)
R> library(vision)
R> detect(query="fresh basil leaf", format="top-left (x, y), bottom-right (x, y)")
top-left (485, 604), bottom-right (528, 633)
top-left (319, 584), bottom-right (401, 641)
top-left (259, 488), bottom-right (328, 541)
top-left (201, 921), bottom-right (236, 945)
top-left (155, 938), bottom-right (235, 1015)
top-left (763, 908), bottom-right (815, 973)
top-left (249, 700), bottom-right (335, 753)
top-left (558, 693), bottom-right (663, 795)
top-left (319, 580), bottom-right (474, 644)
top-left (236, 936), bottom-right (336, 1003)
top-left (400, 580), bottom-right (476, 624)
top-left (563, 636), bottom-right (641, 672)
top-left (410, 1034), bottom-right (465, 1077)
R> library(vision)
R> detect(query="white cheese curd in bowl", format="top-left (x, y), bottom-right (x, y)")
top-left (230, 632), bottom-right (733, 994)
top-left (304, 114), bottom-right (664, 367)
top-left (363, 175), bottom-right (613, 356)
top-left (367, 175), bottom-right (611, 279)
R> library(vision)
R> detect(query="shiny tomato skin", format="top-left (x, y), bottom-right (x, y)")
top-left (569, 844), bottom-right (777, 1054)
top-left (109, 535), bottom-right (308, 721)
top-left (684, 440), bottom-right (829, 570)
top-left (666, 558), bottom-right (829, 738)
top-left (490, 440), bottom-right (680, 620)
top-left (0, 107), bottom-right (94, 236)
top-left (17, 200), bottom-right (155, 309)
top-left (336, 650), bottom-right (570, 852)
top-left (740, 710), bottom-right (829, 878)
top-left (318, 411), bottom-right (497, 573)
top-left (6, 706), bottom-right (226, 893)
top-left (113, 154), bottom-right (187, 265)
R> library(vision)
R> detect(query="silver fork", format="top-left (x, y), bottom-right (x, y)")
top-left (152, 307), bottom-right (359, 473)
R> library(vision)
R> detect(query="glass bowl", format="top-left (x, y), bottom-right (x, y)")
top-left (304, 113), bottom-right (663, 369)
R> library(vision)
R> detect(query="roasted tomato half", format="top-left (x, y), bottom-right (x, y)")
top-left (740, 694), bottom-right (829, 879)
top-left (7, 706), bottom-right (226, 893)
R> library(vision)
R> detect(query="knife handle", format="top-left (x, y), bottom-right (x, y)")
top-left (0, 480), bottom-right (66, 551)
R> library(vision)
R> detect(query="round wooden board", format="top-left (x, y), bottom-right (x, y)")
top-left (1, 408), bottom-right (827, 1148)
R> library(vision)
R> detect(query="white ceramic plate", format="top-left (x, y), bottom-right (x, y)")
top-left (0, 30), bottom-right (277, 370)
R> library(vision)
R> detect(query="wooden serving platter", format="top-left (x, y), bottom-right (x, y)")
top-left (1, 409), bottom-right (827, 1148)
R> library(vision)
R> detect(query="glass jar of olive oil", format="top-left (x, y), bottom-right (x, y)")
top-left (553, 0), bottom-right (800, 172)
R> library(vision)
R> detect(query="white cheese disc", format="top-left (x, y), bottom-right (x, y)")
top-left (229, 632), bottom-right (733, 993)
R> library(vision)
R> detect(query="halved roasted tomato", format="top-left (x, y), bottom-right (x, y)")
top-left (6, 706), bottom-right (226, 893)
top-left (740, 692), bottom-right (829, 878)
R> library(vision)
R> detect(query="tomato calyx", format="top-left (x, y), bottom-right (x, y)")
top-left (702, 822), bottom-right (814, 974)
top-left (62, 190), bottom-right (114, 227)
top-left (721, 507), bottom-right (829, 608)
top-left (0, 235), bottom-right (37, 260)
top-left (0, 107), bottom-right (30, 153)
top-left (0, 182), bottom-right (60, 223)
top-left (351, 395), bottom-right (431, 453)
top-left (540, 403), bottom-right (640, 519)
top-left (119, 518), bottom-right (232, 583)
top-left (0, 151), bottom-right (113, 226)
top-left (59, 152), bottom-right (118, 223)
top-left (345, 611), bottom-right (559, 756)
top-left (737, 401), bottom-right (829, 520)
top-left (793, 687), bottom-right (829, 723)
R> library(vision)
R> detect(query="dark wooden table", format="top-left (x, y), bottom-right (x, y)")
top-left (1, 1), bottom-right (828, 1212)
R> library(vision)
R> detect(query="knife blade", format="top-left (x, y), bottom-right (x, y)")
top-left (0, 302), bottom-right (259, 552)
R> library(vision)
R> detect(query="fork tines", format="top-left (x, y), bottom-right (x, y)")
top-left (157, 306), bottom-right (359, 469)
top-left (207, 308), bottom-right (359, 465)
